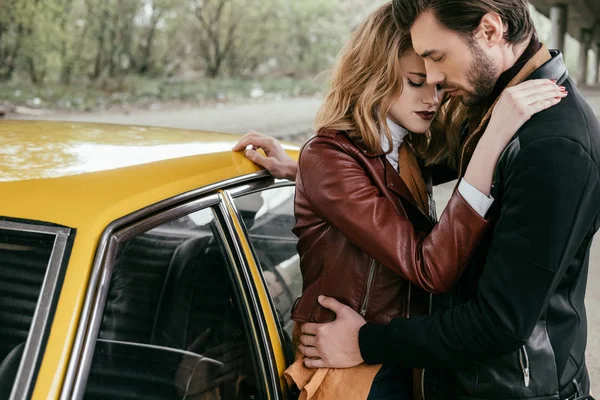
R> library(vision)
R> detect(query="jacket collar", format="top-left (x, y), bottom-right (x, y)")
top-left (347, 134), bottom-right (385, 158)
top-left (471, 44), bottom-right (556, 138)
top-left (526, 49), bottom-right (568, 84)
top-left (470, 45), bottom-right (568, 139)
top-left (336, 130), bottom-right (424, 211)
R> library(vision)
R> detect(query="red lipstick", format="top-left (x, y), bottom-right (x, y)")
top-left (415, 111), bottom-right (435, 121)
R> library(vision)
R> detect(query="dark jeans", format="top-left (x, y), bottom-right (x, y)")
top-left (366, 364), bottom-right (413, 400)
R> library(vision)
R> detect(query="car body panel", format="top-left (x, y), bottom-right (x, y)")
top-left (0, 121), bottom-right (300, 399)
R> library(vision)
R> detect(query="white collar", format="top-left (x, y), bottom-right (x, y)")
top-left (386, 117), bottom-right (408, 142)
top-left (380, 118), bottom-right (408, 171)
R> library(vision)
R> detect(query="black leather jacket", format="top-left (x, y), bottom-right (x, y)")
top-left (359, 50), bottom-right (600, 399)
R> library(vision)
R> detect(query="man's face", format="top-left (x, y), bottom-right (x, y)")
top-left (410, 11), bottom-right (500, 106)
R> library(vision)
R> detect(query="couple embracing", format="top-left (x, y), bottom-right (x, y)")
top-left (234, 0), bottom-right (600, 399)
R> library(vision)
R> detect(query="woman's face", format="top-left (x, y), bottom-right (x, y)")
top-left (388, 49), bottom-right (442, 134)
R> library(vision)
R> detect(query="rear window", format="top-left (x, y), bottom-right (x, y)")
top-left (0, 223), bottom-right (72, 398)
top-left (0, 229), bottom-right (55, 356)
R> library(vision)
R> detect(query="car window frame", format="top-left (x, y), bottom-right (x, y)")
top-left (226, 179), bottom-right (298, 368)
top-left (60, 171), bottom-right (284, 400)
top-left (0, 219), bottom-right (73, 400)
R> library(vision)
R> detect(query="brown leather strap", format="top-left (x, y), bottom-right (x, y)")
top-left (399, 142), bottom-right (429, 214)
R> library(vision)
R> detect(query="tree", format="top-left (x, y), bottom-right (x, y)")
top-left (0, 0), bottom-right (392, 85)
top-left (0, 0), bottom-right (33, 81)
top-left (192, 0), bottom-right (242, 78)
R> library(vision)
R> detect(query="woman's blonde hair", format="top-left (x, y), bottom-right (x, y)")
top-left (315, 2), bottom-right (461, 167)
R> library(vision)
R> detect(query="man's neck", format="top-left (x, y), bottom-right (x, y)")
top-left (487, 36), bottom-right (541, 103)
top-left (500, 38), bottom-right (531, 76)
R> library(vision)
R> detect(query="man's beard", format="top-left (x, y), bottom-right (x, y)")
top-left (459, 42), bottom-right (499, 107)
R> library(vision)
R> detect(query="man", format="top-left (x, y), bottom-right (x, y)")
top-left (234, 1), bottom-right (600, 397)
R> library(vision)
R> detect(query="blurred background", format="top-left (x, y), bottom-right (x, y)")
top-left (1, 0), bottom-right (599, 131)
top-left (1, 0), bottom-right (600, 387)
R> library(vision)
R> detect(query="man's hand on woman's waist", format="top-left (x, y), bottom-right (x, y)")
top-left (299, 296), bottom-right (367, 369)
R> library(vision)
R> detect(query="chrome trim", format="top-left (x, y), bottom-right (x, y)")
top-left (406, 283), bottom-right (412, 319)
top-left (70, 235), bottom-right (119, 400)
top-left (61, 172), bottom-right (272, 399)
top-left (0, 222), bottom-right (71, 400)
top-left (211, 210), bottom-right (274, 393)
top-left (95, 339), bottom-right (207, 359)
top-left (68, 195), bottom-right (220, 400)
top-left (227, 178), bottom-right (293, 198)
top-left (59, 232), bottom-right (113, 400)
top-left (219, 191), bottom-right (280, 399)
top-left (113, 196), bottom-right (221, 243)
top-left (226, 181), bottom-right (297, 386)
top-left (0, 220), bottom-right (68, 236)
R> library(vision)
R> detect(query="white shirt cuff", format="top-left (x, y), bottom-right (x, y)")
top-left (457, 179), bottom-right (494, 217)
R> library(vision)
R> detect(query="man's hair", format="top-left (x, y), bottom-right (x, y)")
top-left (392, 0), bottom-right (536, 45)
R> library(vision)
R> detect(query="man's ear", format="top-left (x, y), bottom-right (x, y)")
top-left (473, 12), bottom-right (505, 47)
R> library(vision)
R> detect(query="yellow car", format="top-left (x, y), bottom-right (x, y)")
top-left (0, 120), bottom-right (301, 400)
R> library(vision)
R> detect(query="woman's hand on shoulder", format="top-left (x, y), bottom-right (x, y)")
top-left (484, 79), bottom-right (566, 150)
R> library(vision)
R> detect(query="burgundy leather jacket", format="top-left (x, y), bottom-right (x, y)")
top-left (291, 129), bottom-right (489, 324)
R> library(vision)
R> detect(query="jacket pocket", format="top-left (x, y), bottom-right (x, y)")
top-left (452, 322), bottom-right (559, 398)
top-left (518, 346), bottom-right (530, 388)
top-left (290, 280), bottom-right (323, 323)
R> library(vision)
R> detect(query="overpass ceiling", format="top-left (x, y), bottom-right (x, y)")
top-left (530, 0), bottom-right (600, 42)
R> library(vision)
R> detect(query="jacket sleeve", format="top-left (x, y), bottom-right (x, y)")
top-left (358, 136), bottom-right (600, 368)
top-left (297, 136), bottom-right (489, 294)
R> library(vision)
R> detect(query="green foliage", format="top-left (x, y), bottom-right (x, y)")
top-left (2, 0), bottom-right (582, 111)
top-left (0, 0), bottom-right (384, 85)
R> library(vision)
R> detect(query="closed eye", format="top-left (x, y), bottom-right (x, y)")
top-left (407, 79), bottom-right (425, 88)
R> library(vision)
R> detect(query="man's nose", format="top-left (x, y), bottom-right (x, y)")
top-left (425, 67), bottom-right (444, 86)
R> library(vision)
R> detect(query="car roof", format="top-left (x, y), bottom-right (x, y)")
top-left (0, 120), bottom-right (299, 230)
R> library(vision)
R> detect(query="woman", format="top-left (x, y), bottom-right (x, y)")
top-left (233, 3), bottom-right (564, 399)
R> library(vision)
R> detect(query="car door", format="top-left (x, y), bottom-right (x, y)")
top-left (229, 182), bottom-right (300, 339)
top-left (61, 178), bottom-right (288, 400)
top-left (228, 180), bottom-right (302, 393)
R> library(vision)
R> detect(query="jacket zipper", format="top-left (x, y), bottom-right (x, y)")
top-left (421, 369), bottom-right (427, 400)
top-left (519, 346), bottom-right (530, 387)
top-left (360, 259), bottom-right (377, 317)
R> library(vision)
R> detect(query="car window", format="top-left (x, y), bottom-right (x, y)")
top-left (83, 207), bottom-right (264, 400)
top-left (0, 225), bottom-right (69, 399)
top-left (233, 186), bottom-right (301, 338)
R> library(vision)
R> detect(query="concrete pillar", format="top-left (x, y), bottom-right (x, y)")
top-left (549, 4), bottom-right (568, 51)
top-left (594, 43), bottom-right (600, 86)
top-left (578, 29), bottom-right (593, 86)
